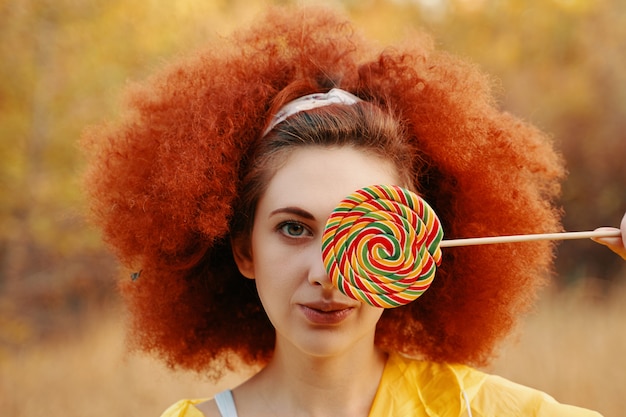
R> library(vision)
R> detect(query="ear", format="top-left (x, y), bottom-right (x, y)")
top-left (231, 235), bottom-right (255, 279)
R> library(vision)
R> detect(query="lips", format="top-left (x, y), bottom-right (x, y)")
top-left (299, 302), bottom-right (356, 325)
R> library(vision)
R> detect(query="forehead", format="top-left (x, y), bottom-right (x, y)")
top-left (258, 146), bottom-right (401, 216)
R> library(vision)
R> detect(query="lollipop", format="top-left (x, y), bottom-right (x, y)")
top-left (322, 185), bottom-right (443, 308)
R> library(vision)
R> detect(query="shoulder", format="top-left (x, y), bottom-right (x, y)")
top-left (474, 373), bottom-right (604, 417)
top-left (382, 352), bottom-right (488, 391)
top-left (159, 399), bottom-right (213, 417)
top-left (379, 353), bottom-right (602, 417)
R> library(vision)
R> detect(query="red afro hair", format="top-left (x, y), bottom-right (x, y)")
top-left (82, 6), bottom-right (564, 378)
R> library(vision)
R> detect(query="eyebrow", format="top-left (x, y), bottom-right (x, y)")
top-left (269, 207), bottom-right (316, 220)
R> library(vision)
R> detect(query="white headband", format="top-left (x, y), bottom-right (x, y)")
top-left (262, 88), bottom-right (362, 137)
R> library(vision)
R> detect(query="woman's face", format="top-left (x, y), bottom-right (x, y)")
top-left (233, 146), bottom-right (402, 358)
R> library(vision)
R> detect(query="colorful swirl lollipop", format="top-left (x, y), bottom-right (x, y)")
top-left (321, 185), bottom-right (443, 308)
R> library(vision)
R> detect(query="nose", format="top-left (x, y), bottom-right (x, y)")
top-left (308, 247), bottom-right (334, 289)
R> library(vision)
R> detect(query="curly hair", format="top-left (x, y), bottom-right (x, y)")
top-left (81, 6), bottom-right (564, 379)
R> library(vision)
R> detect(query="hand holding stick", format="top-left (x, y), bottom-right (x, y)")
top-left (590, 213), bottom-right (626, 260)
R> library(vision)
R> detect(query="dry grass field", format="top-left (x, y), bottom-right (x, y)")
top-left (1, 280), bottom-right (624, 417)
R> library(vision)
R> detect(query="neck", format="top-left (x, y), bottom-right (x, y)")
top-left (243, 337), bottom-right (387, 417)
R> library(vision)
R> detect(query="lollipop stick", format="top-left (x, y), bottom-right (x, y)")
top-left (440, 230), bottom-right (622, 248)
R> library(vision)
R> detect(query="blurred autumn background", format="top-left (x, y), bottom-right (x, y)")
top-left (1, 0), bottom-right (625, 415)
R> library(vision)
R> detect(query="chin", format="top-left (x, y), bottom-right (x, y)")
top-left (287, 329), bottom-right (374, 359)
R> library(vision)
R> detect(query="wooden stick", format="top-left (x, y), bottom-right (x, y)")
top-left (440, 230), bottom-right (622, 248)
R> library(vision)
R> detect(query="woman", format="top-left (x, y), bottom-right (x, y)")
top-left (82, 6), bottom-right (620, 416)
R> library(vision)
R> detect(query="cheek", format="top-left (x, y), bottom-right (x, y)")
top-left (251, 237), bottom-right (301, 292)
top-left (363, 305), bottom-right (385, 324)
top-left (250, 222), bottom-right (310, 276)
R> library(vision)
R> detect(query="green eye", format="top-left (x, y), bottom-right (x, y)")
top-left (280, 221), bottom-right (309, 237)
